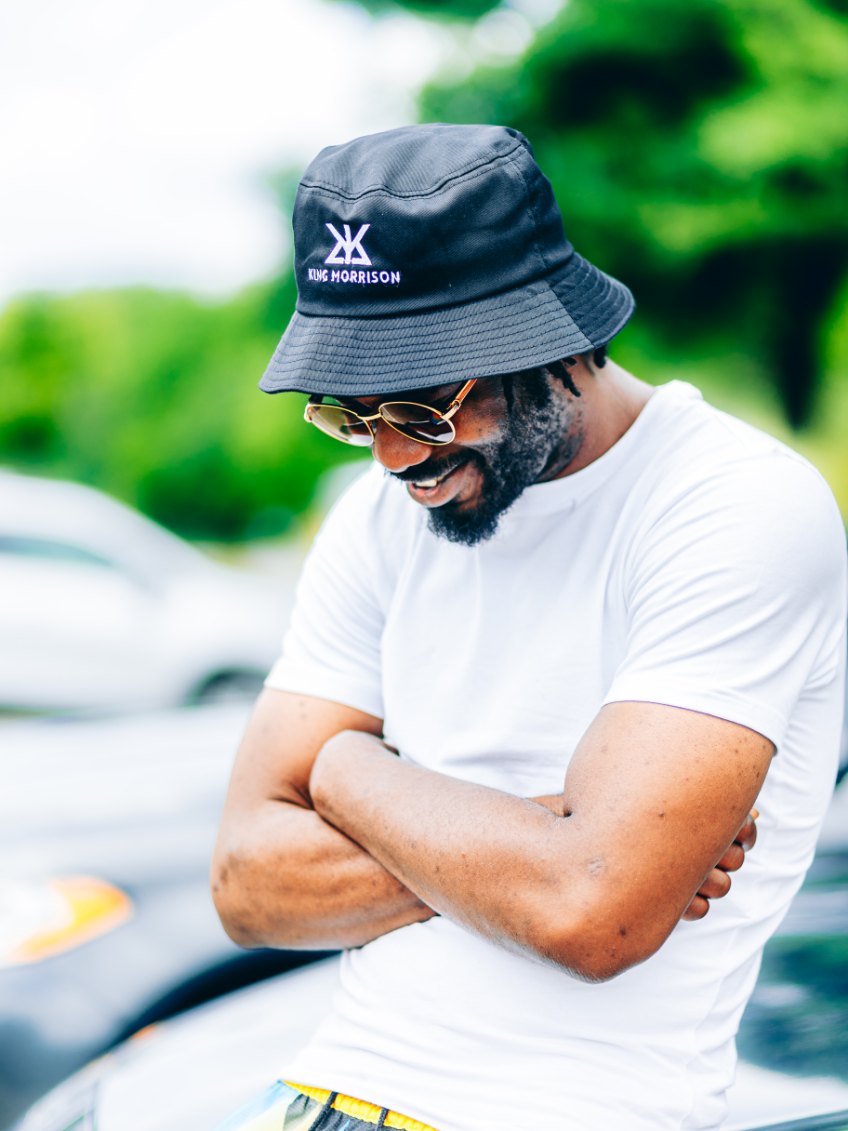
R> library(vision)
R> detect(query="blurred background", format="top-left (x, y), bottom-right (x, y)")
top-left (2, 0), bottom-right (847, 1128)
top-left (3, 0), bottom-right (847, 547)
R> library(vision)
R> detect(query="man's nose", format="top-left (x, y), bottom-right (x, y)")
top-left (371, 420), bottom-right (434, 474)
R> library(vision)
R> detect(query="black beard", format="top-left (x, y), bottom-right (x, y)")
top-left (393, 373), bottom-right (580, 547)
top-left (427, 448), bottom-right (527, 546)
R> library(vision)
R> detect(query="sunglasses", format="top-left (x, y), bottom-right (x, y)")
top-left (304, 379), bottom-right (477, 447)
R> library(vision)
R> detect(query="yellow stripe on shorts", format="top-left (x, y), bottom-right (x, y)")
top-left (285, 1082), bottom-right (438, 1131)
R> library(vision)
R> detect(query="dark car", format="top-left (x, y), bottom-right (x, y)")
top-left (11, 773), bottom-right (848, 1131)
top-left (0, 704), bottom-right (326, 1129)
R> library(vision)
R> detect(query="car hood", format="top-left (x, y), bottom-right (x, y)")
top-left (17, 952), bottom-right (848, 1131)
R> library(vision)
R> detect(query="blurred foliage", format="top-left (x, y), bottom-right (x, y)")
top-left (2, 0), bottom-right (847, 538)
top-left (0, 282), bottom-right (365, 541)
top-left (347, 0), bottom-right (498, 16)
top-left (416, 0), bottom-right (848, 428)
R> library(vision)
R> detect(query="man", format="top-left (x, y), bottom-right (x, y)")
top-left (212, 124), bottom-right (846, 1130)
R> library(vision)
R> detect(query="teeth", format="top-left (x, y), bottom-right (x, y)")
top-left (411, 462), bottom-right (464, 490)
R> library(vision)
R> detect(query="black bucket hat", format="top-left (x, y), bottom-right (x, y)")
top-left (260, 123), bottom-right (634, 397)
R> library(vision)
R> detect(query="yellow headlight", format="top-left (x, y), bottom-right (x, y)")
top-left (0, 875), bottom-right (132, 966)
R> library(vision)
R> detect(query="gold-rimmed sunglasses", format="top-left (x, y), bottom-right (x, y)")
top-left (303, 379), bottom-right (477, 447)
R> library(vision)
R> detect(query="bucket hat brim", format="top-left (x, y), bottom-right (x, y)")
top-left (259, 251), bottom-right (634, 398)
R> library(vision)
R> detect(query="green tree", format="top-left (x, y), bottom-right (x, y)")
top-left (4, 1), bottom-right (846, 539)
top-left (389, 0), bottom-right (848, 427)
top-left (0, 280), bottom-right (363, 540)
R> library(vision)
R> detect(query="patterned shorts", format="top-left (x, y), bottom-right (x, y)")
top-left (216, 1080), bottom-right (438, 1131)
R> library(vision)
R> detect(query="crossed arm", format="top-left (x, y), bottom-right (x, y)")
top-left (212, 688), bottom-right (769, 980)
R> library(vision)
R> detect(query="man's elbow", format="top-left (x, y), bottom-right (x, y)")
top-left (534, 929), bottom-right (636, 982)
top-left (530, 899), bottom-right (670, 982)
top-left (210, 846), bottom-right (270, 950)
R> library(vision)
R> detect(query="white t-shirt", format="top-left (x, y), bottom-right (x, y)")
top-left (266, 382), bottom-right (847, 1131)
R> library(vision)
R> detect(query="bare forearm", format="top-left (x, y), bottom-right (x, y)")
top-left (212, 689), bottom-right (433, 950)
top-left (211, 799), bottom-right (433, 950)
top-left (309, 736), bottom-right (597, 969)
top-left (309, 723), bottom-right (769, 979)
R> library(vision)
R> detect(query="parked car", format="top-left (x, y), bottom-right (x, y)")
top-left (11, 920), bottom-right (848, 1131)
top-left (11, 777), bottom-right (848, 1131)
top-left (0, 470), bottom-right (293, 712)
top-left (0, 704), bottom-right (327, 1129)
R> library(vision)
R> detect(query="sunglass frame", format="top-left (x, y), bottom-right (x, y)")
top-left (304, 379), bottom-right (477, 447)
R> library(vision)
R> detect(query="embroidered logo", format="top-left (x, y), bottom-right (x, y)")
top-left (308, 220), bottom-right (402, 286)
top-left (325, 222), bottom-right (371, 266)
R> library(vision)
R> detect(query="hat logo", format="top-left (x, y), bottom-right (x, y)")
top-left (325, 223), bottom-right (371, 266)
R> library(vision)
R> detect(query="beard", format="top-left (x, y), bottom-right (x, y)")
top-left (393, 371), bottom-right (581, 547)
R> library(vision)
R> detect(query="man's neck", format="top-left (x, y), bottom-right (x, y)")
top-left (546, 359), bottom-right (654, 481)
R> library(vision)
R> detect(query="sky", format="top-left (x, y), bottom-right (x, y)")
top-left (0, 0), bottom-right (454, 308)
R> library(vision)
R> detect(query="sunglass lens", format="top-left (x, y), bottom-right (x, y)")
top-left (380, 403), bottom-right (454, 444)
top-left (308, 405), bottom-right (373, 446)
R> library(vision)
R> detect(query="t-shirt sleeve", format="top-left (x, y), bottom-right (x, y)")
top-left (604, 454), bottom-right (847, 749)
top-left (264, 470), bottom-right (386, 719)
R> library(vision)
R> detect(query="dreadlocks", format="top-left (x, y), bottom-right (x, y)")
top-left (548, 347), bottom-right (608, 397)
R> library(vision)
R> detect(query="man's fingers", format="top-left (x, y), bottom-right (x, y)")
top-left (686, 864), bottom-right (733, 920)
top-left (715, 842), bottom-right (745, 874)
top-left (697, 867), bottom-right (732, 901)
top-left (734, 809), bottom-right (759, 853)
top-left (682, 895), bottom-right (710, 922)
top-left (684, 809), bottom-right (758, 924)
top-left (714, 808), bottom-right (758, 874)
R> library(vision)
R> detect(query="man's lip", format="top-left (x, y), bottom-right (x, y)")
top-left (405, 460), bottom-right (469, 506)
top-left (396, 457), bottom-right (464, 486)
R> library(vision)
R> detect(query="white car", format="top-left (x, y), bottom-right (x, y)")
top-left (13, 945), bottom-right (848, 1131)
top-left (0, 470), bottom-right (295, 712)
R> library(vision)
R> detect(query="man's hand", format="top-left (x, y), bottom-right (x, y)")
top-left (682, 809), bottom-right (758, 921)
top-left (530, 796), bottom-right (759, 922)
